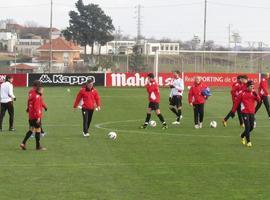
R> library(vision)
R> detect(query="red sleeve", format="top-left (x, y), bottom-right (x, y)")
top-left (262, 79), bottom-right (269, 96)
top-left (73, 90), bottom-right (83, 108)
top-left (93, 90), bottom-right (100, 107)
top-left (188, 87), bottom-right (193, 104)
top-left (232, 94), bottom-right (242, 113)
top-left (34, 95), bottom-right (42, 119)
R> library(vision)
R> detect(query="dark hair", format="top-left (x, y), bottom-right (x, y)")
top-left (86, 78), bottom-right (93, 84)
top-left (174, 70), bottom-right (181, 75)
top-left (5, 75), bottom-right (12, 82)
top-left (237, 75), bottom-right (241, 80)
top-left (262, 73), bottom-right (269, 78)
top-left (247, 80), bottom-right (254, 87)
top-left (241, 75), bottom-right (248, 80)
top-left (33, 80), bottom-right (41, 87)
top-left (147, 73), bottom-right (154, 79)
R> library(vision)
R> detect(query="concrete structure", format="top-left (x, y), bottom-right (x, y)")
top-left (0, 32), bottom-right (18, 52)
top-left (17, 39), bottom-right (44, 57)
top-left (143, 42), bottom-right (180, 55)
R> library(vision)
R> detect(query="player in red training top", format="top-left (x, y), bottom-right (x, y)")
top-left (188, 76), bottom-right (210, 129)
top-left (255, 73), bottom-right (270, 119)
top-left (73, 79), bottom-right (100, 137)
top-left (231, 80), bottom-right (261, 147)
top-left (20, 85), bottom-right (46, 150)
top-left (222, 75), bottom-right (248, 127)
top-left (27, 80), bottom-right (47, 136)
top-left (140, 73), bottom-right (168, 129)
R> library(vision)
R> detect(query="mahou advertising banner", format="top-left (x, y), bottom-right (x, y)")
top-left (106, 72), bottom-right (260, 87)
top-left (0, 74), bottom-right (27, 87)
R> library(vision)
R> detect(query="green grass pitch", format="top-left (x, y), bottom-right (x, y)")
top-left (0, 87), bottom-right (270, 200)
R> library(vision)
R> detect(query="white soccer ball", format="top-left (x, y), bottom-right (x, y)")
top-left (67, 88), bottom-right (71, 92)
top-left (149, 120), bottom-right (157, 127)
top-left (210, 121), bottom-right (217, 128)
top-left (108, 132), bottom-right (117, 140)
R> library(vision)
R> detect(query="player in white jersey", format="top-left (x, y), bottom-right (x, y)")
top-left (169, 71), bottom-right (184, 125)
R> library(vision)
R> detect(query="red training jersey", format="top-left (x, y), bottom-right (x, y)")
top-left (230, 81), bottom-right (241, 102)
top-left (73, 87), bottom-right (100, 110)
top-left (232, 90), bottom-right (261, 114)
top-left (188, 81), bottom-right (208, 105)
top-left (146, 80), bottom-right (160, 103)
top-left (258, 77), bottom-right (269, 97)
top-left (28, 88), bottom-right (47, 110)
top-left (28, 91), bottom-right (44, 119)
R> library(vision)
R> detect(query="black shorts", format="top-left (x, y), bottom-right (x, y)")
top-left (148, 102), bottom-right (159, 110)
top-left (170, 95), bottom-right (182, 107)
top-left (29, 119), bottom-right (41, 129)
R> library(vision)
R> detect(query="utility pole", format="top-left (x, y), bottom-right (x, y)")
top-left (49, 0), bottom-right (53, 73)
top-left (202, 0), bottom-right (207, 72)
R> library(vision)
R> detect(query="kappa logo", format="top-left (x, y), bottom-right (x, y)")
top-left (39, 75), bottom-right (52, 83)
top-left (38, 74), bottom-right (95, 85)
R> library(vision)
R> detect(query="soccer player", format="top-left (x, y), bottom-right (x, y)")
top-left (27, 80), bottom-right (48, 137)
top-left (255, 73), bottom-right (270, 119)
top-left (188, 76), bottom-right (210, 129)
top-left (169, 71), bottom-right (184, 125)
top-left (73, 79), bottom-right (100, 137)
top-left (231, 80), bottom-right (261, 147)
top-left (222, 75), bottom-right (243, 127)
top-left (140, 73), bottom-right (168, 129)
top-left (20, 85), bottom-right (46, 150)
top-left (0, 75), bottom-right (16, 131)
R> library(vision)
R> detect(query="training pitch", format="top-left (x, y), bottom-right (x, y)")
top-left (0, 87), bottom-right (270, 200)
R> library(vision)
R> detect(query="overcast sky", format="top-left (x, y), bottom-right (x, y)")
top-left (1, 0), bottom-right (270, 46)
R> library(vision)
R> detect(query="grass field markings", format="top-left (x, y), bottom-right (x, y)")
top-left (1, 161), bottom-right (269, 168)
top-left (95, 119), bottom-right (270, 140)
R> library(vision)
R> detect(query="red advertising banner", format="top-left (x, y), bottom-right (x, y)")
top-left (0, 74), bottom-right (27, 87)
top-left (106, 72), bottom-right (260, 87)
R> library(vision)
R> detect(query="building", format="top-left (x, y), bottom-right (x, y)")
top-left (83, 40), bottom-right (136, 55)
top-left (36, 37), bottom-right (83, 72)
top-left (17, 38), bottom-right (44, 57)
top-left (0, 32), bottom-right (18, 52)
top-left (10, 63), bottom-right (34, 73)
top-left (143, 42), bottom-right (180, 55)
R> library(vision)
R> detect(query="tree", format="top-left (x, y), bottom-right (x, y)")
top-left (129, 45), bottom-right (145, 72)
top-left (62, 0), bottom-right (115, 60)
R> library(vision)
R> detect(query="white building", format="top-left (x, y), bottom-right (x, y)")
top-left (0, 32), bottom-right (18, 52)
top-left (17, 39), bottom-right (44, 57)
top-left (83, 40), bottom-right (136, 55)
top-left (143, 42), bottom-right (180, 55)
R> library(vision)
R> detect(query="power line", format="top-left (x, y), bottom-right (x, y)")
top-left (0, 3), bottom-right (49, 9)
top-left (208, 1), bottom-right (270, 10)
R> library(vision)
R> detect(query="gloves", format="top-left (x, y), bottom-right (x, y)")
top-left (13, 97), bottom-right (16, 101)
top-left (44, 108), bottom-right (48, 111)
top-left (26, 108), bottom-right (29, 113)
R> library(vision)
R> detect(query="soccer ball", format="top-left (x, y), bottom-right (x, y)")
top-left (149, 120), bottom-right (157, 127)
top-left (210, 121), bottom-right (217, 128)
top-left (67, 88), bottom-right (71, 92)
top-left (108, 132), bottom-right (117, 140)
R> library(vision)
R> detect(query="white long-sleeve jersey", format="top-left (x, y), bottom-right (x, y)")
top-left (169, 78), bottom-right (184, 97)
top-left (0, 81), bottom-right (15, 103)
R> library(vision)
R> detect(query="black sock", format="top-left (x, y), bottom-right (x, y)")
top-left (177, 110), bottom-right (182, 121)
top-left (35, 132), bottom-right (41, 149)
top-left (240, 133), bottom-right (245, 138)
top-left (157, 114), bottom-right (165, 124)
top-left (170, 108), bottom-right (178, 116)
top-left (22, 131), bottom-right (33, 144)
top-left (144, 114), bottom-right (151, 125)
top-left (41, 128), bottom-right (44, 134)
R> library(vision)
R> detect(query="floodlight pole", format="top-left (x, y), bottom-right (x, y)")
top-left (49, 0), bottom-right (53, 73)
